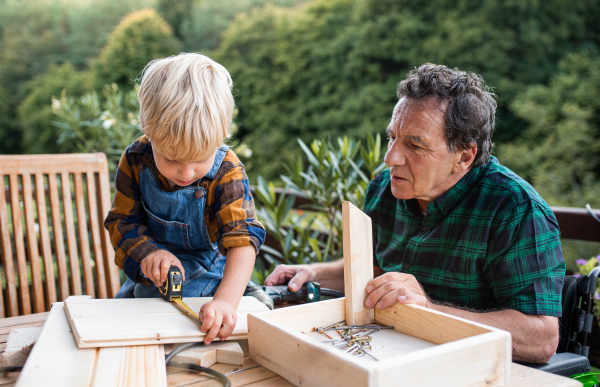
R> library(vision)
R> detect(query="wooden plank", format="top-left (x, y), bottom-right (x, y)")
top-left (374, 303), bottom-right (493, 344)
top-left (552, 206), bottom-right (600, 242)
top-left (35, 173), bottom-right (57, 306)
top-left (0, 312), bottom-right (49, 329)
top-left (0, 154), bottom-right (108, 175)
top-left (342, 201), bottom-right (374, 325)
top-left (170, 342), bottom-right (244, 368)
top-left (21, 174), bottom-right (44, 313)
top-left (61, 172), bottom-right (82, 296)
top-left (15, 302), bottom-right (97, 387)
top-left (64, 297), bottom-right (270, 348)
top-left (86, 173), bottom-right (107, 299)
top-left (263, 298), bottom-right (345, 332)
top-left (2, 327), bottom-right (42, 366)
top-left (96, 161), bottom-right (120, 297)
top-left (91, 344), bottom-right (167, 387)
top-left (74, 173), bottom-right (94, 297)
top-left (9, 174), bottom-right (30, 316)
top-left (509, 363), bottom-right (580, 387)
top-left (48, 173), bottom-right (69, 301)
top-left (0, 176), bottom-right (18, 317)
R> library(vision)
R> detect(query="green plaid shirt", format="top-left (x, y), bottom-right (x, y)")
top-left (364, 156), bottom-right (565, 316)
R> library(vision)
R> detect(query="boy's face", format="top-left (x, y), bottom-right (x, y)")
top-left (153, 145), bottom-right (217, 187)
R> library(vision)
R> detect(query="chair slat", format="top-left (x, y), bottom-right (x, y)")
top-left (97, 166), bottom-right (120, 297)
top-left (9, 174), bottom-right (31, 315)
top-left (21, 174), bottom-right (45, 313)
top-left (35, 173), bottom-right (57, 306)
top-left (48, 173), bottom-right (69, 301)
top-left (0, 177), bottom-right (17, 317)
top-left (61, 173), bottom-right (82, 296)
top-left (86, 173), bottom-right (107, 298)
top-left (74, 173), bottom-right (95, 298)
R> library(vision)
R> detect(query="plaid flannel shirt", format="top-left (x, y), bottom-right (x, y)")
top-left (364, 156), bottom-right (565, 316)
top-left (104, 136), bottom-right (265, 282)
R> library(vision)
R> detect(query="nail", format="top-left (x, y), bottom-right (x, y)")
top-left (289, 282), bottom-right (298, 291)
top-left (365, 299), bottom-right (371, 308)
top-left (398, 295), bottom-right (407, 302)
top-left (366, 285), bottom-right (373, 293)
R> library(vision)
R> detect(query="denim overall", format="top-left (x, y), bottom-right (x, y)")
top-left (115, 146), bottom-right (229, 298)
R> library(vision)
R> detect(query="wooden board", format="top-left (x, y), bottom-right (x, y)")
top-left (2, 327), bottom-right (42, 366)
top-left (342, 202), bottom-right (374, 325)
top-left (166, 341), bottom-right (244, 367)
top-left (15, 302), bottom-right (97, 387)
top-left (248, 297), bottom-right (511, 387)
top-left (64, 296), bottom-right (270, 348)
top-left (15, 300), bottom-right (168, 387)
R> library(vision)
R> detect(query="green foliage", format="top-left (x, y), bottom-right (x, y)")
top-left (157, 0), bottom-right (195, 40)
top-left (497, 52), bottom-right (600, 207)
top-left (92, 8), bottom-right (181, 89)
top-left (254, 134), bottom-right (385, 271)
top-left (51, 84), bottom-right (142, 171)
top-left (575, 257), bottom-right (600, 321)
top-left (18, 63), bottom-right (94, 154)
top-left (214, 0), bottom-right (600, 181)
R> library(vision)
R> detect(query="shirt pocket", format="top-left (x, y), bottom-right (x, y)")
top-left (141, 199), bottom-right (193, 250)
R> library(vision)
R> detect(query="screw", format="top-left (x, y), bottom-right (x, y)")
top-left (318, 329), bottom-right (333, 339)
top-left (314, 321), bottom-right (345, 332)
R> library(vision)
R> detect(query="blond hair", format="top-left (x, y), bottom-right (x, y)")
top-left (138, 53), bottom-right (234, 162)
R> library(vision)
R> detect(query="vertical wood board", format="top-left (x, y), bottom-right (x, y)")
top-left (92, 344), bottom-right (167, 387)
top-left (342, 201), bottom-right (374, 325)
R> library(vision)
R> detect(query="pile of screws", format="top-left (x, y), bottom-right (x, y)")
top-left (312, 321), bottom-right (394, 361)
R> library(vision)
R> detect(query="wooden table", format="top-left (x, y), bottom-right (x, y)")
top-left (0, 312), bottom-right (581, 387)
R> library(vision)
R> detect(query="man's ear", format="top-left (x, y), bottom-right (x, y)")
top-left (453, 144), bottom-right (477, 173)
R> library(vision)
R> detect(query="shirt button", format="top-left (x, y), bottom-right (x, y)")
top-left (423, 226), bottom-right (429, 232)
top-left (404, 263), bottom-right (411, 269)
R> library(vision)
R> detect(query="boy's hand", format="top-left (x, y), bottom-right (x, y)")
top-left (199, 299), bottom-right (237, 344)
top-left (141, 250), bottom-right (185, 288)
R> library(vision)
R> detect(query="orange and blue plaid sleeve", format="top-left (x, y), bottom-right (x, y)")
top-left (104, 146), bottom-right (164, 282)
top-left (205, 151), bottom-right (265, 256)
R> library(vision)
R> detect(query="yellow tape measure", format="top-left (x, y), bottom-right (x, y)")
top-left (159, 267), bottom-right (200, 321)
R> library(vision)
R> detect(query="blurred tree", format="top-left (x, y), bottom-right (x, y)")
top-left (157, 0), bottom-right (195, 40)
top-left (92, 8), bottom-right (181, 89)
top-left (497, 51), bottom-right (600, 208)
top-left (18, 63), bottom-right (94, 154)
top-left (214, 0), bottom-right (600, 180)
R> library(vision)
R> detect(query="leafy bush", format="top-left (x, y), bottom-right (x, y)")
top-left (252, 134), bottom-right (385, 282)
top-left (575, 256), bottom-right (600, 321)
top-left (92, 8), bottom-right (181, 89)
top-left (51, 84), bottom-right (142, 172)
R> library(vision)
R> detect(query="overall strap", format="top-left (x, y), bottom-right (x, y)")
top-left (204, 146), bottom-right (229, 180)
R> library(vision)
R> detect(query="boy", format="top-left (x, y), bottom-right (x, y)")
top-left (104, 53), bottom-right (265, 345)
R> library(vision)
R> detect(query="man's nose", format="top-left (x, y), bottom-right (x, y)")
top-left (384, 142), bottom-right (406, 167)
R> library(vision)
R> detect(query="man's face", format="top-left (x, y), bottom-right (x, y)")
top-left (384, 97), bottom-right (462, 211)
top-left (153, 145), bottom-right (216, 187)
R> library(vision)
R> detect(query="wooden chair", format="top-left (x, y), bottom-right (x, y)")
top-left (0, 153), bottom-right (121, 317)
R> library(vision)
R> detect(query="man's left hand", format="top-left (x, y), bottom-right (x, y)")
top-left (365, 272), bottom-right (431, 309)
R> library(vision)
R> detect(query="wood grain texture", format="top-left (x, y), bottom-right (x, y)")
top-left (170, 341), bottom-right (244, 368)
top-left (15, 302), bottom-right (97, 387)
top-left (342, 201), bottom-right (374, 325)
top-left (64, 297), bottom-right (269, 348)
top-left (0, 176), bottom-right (18, 317)
top-left (0, 153), bottom-right (120, 316)
top-left (92, 344), bottom-right (167, 387)
top-left (2, 327), bottom-right (42, 366)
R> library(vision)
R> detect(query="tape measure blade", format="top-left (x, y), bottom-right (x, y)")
top-left (173, 298), bottom-right (200, 320)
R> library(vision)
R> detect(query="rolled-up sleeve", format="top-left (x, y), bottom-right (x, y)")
top-left (206, 153), bottom-right (265, 256)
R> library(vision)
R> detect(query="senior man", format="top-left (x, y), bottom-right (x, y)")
top-left (265, 63), bottom-right (565, 364)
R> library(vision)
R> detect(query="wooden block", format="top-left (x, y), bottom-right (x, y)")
top-left (342, 201), bottom-right (374, 325)
top-left (15, 302), bottom-right (97, 387)
top-left (92, 345), bottom-right (167, 387)
top-left (64, 297), bottom-right (269, 348)
top-left (2, 327), bottom-right (42, 366)
top-left (166, 341), bottom-right (244, 368)
top-left (248, 298), bottom-right (512, 387)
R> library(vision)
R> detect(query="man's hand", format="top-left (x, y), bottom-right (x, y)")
top-left (199, 299), bottom-right (237, 344)
top-left (141, 250), bottom-right (185, 288)
top-left (365, 272), bottom-right (430, 309)
top-left (264, 264), bottom-right (317, 292)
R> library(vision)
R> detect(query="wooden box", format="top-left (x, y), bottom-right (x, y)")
top-left (248, 202), bottom-right (511, 386)
top-left (248, 298), bottom-right (510, 387)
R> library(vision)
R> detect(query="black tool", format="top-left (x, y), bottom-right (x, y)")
top-left (159, 266), bottom-right (199, 319)
top-left (245, 280), bottom-right (344, 309)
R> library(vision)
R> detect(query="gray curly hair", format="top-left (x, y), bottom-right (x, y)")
top-left (397, 63), bottom-right (497, 168)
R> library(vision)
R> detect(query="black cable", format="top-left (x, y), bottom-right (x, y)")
top-left (586, 204), bottom-right (600, 224)
top-left (166, 342), bottom-right (231, 387)
top-left (0, 366), bottom-right (22, 373)
top-left (321, 288), bottom-right (345, 298)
